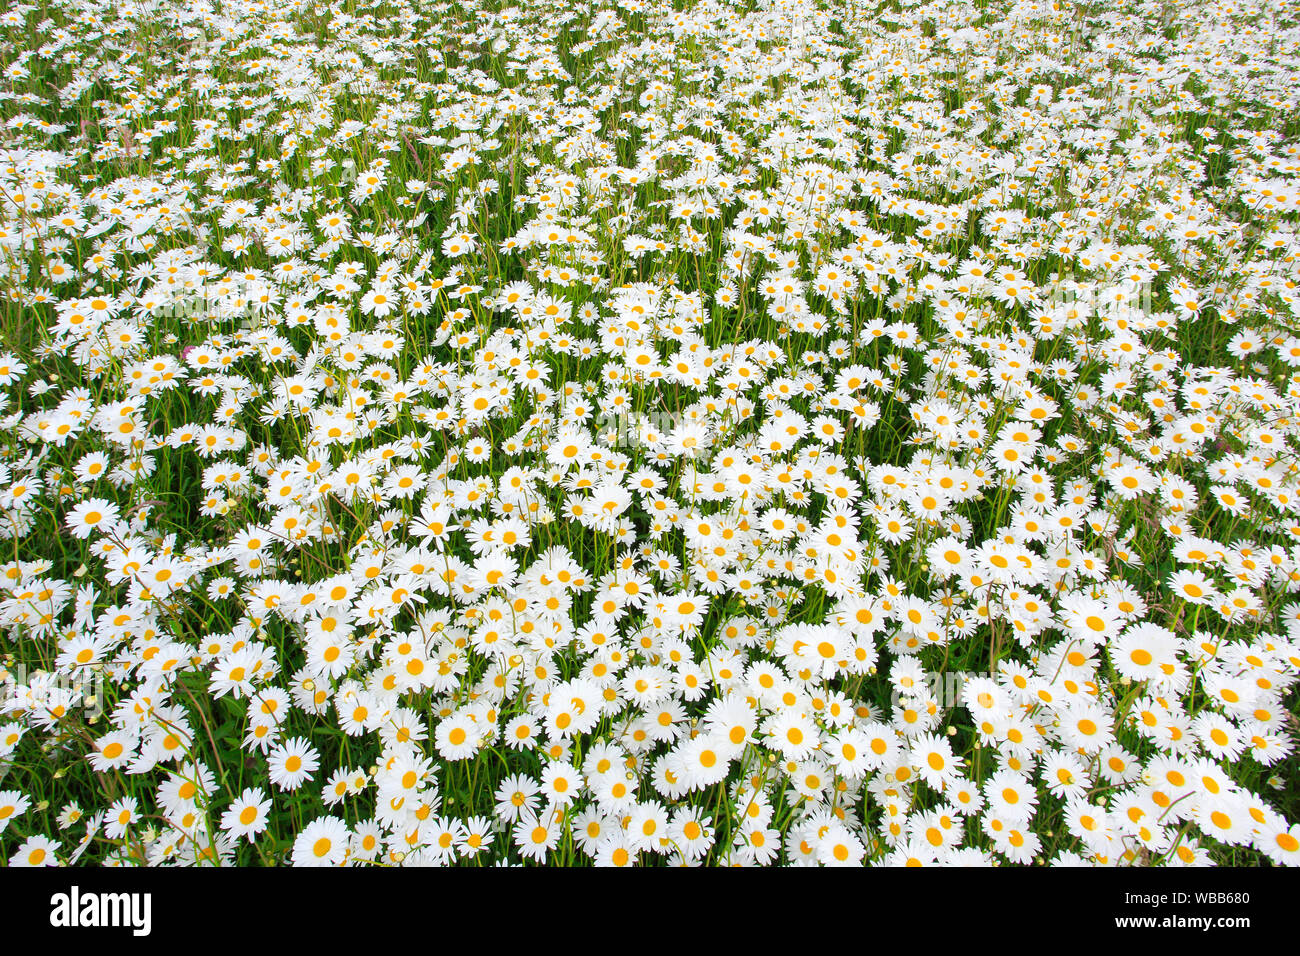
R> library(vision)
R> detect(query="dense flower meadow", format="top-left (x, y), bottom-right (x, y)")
top-left (0, 0), bottom-right (1298, 867)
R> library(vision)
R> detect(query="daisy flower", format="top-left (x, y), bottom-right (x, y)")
top-left (291, 816), bottom-right (351, 866)
top-left (220, 787), bottom-right (272, 842)
top-left (268, 737), bottom-right (320, 791)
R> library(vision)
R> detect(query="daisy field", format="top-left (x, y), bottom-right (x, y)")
top-left (0, 0), bottom-right (1298, 867)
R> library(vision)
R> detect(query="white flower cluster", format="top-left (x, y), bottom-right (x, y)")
top-left (0, 0), bottom-right (1298, 867)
